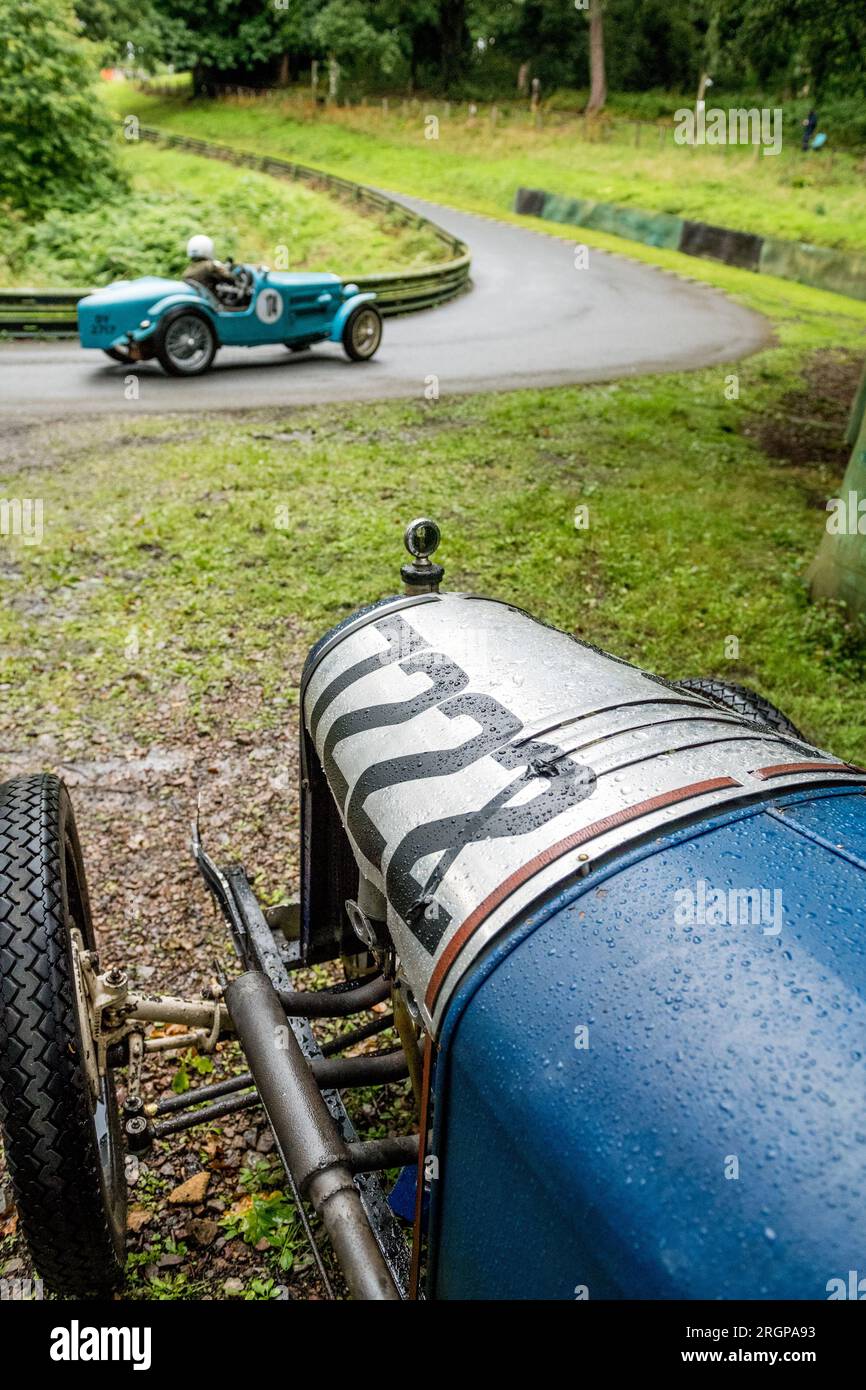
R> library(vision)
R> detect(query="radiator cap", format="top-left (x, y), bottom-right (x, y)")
top-left (401, 517), bottom-right (444, 593)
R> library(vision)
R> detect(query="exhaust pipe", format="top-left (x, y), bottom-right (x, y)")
top-left (225, 971), bottom-right (401, 1301)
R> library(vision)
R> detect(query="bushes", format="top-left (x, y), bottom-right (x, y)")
top-left (1, 195), bottom-right (211, 287)
top-left (0, 0), bottom-right (123, 219)
top-left (0, 141), bottom-right (447, 288)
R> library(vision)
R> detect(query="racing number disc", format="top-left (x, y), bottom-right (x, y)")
top-left (255, 289), bottom-right (284, 325)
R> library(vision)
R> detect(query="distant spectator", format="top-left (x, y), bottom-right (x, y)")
top-left (802, 109), bottom-right (818, 150)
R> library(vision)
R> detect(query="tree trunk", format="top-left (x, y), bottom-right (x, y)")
top-left (439, 0), bottom-right (467, 90)
top-left (808, 359), bottom-right (866, 617)
top-left (586, 2), bottom-right (606, 116)
top-left (327, 55), bottom-right (340, 102)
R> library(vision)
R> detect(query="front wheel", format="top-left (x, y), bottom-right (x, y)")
top-left (102, 347), bottom-right (130, 364)
top-left (342, 304), bottom-right (382, 361)
top-left (0, 774), bottom-right (126, 1296)
top-left (155, 309), bottom-right (218, 376)
top-left (676, 678), bottom-right (805, 740)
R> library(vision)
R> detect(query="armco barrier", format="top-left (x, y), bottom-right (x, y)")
top-left (758, 237), bottom-right (866, 303)
top-left (0, 127), bottom-right (471, 338)
top-left (679, 220), bottom-right (763, 272)
top-left (0, 288), bottom-right (86, 335)
top-left (537, 192), bottom-right (683, 251)
top-left (515, 186), bottom-right (866, 302)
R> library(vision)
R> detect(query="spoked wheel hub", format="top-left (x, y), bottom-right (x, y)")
top-left (350, 308), bottom-right (382, 358)
top-left (163, 314), bottom-right (212, 371)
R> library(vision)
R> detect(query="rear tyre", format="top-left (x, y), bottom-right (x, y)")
top-left (155, 308), bottom-right (217, 376)
top-left (0, 774), bottom-right (126, 1297)
top-left (676, 678), bottom-right (805, 740)
top-left (342, 304), bottom-right (382, 361)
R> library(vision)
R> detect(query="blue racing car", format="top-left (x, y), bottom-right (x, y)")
top-left (77, 261), bottom-right (382, 375)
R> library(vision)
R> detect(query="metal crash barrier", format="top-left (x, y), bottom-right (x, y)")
top-left (0, 126), bottom-right (471, 338)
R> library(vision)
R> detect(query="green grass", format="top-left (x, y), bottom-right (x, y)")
top-left (1, 86), bottom-right (864, 764)
top-left (2, 268), bottom-right (866, 760)
top-left (106, 83), bottom-right (866, 254)
top-left (0, 136), bottom-right (446, 289)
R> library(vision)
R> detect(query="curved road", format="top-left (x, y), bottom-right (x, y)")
top-left (0, 195), bottom-right (769, 417)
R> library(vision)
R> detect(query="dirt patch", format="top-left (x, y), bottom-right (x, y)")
top-left (0, 411), bottom-right (210, 476)
top-left (743, 348), bottom-right (862, 469)
top-left (0, 685), bottom-right (410, 1301)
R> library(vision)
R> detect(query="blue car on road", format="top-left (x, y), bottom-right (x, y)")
top-left (77, 263), bottom-right (382, 375)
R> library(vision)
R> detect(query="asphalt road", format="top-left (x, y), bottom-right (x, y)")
top-left (0, 195), bottom-right (770, 419)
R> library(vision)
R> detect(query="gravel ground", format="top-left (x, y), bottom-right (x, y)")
top-left (0, 679), bottom-right (411, 1301)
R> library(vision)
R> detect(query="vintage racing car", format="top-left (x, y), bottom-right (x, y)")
top-left (1, 519), bottom-right (865, 1299)
top-left (76, 263), bottom-right (382, 375)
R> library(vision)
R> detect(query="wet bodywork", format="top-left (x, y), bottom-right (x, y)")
top-left (300, 588), bottom-right (866, 1298)
top-left (431, 787), bottom-right (866, 1299)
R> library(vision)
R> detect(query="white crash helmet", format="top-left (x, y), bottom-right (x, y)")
top-left (186, 234), bottom-right (215, 261)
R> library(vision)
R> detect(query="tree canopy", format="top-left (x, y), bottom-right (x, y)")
top-left (73, 0), bottom-right (866, 101)
top-left (0, 0), bottom-right (122, 219)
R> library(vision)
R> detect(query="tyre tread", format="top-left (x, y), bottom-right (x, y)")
top-left (677, 678), bottom-right (805, 740)
top-left (0, 774), bottom-right (124, 1296)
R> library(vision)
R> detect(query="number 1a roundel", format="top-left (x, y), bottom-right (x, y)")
top-left (255, 288), bottom-right (284, 325)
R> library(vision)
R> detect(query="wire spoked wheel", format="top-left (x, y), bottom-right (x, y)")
top-left (342, 304), bottom-right (383, 361)
top-left (0, 774), bottom-right (127, 1296)
top-left (156, 310), bottom-right (217, 376)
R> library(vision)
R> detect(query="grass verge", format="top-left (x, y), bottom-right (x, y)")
top-left (2, 321), bottom-right (865, 761)
top-left (1, 92), bottom-right (864, 761)
top-left (107, 85), bottom-right (866, 254)
top-left (0, 136), bottom-right (446, 289)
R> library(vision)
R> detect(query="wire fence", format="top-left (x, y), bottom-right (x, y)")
top-left (138, 77), bottom-right (679, 147)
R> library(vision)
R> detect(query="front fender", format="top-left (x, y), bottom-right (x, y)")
top-left (329, 291), bottom-right (377, 342)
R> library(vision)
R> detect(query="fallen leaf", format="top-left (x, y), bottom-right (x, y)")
top-left (167, 1171), bottom-right (210, 1205)
top-left (225, 1195), bottom-right (253, 1222)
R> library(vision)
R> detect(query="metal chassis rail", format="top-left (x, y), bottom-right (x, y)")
top-left (193, 836), bottom-right (413, 1298)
